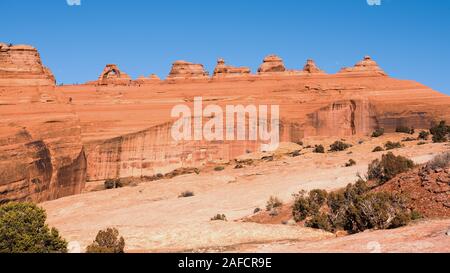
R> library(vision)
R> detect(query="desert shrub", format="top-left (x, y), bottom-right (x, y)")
top-left (384, 141), bottom-right (403, 150)
top-left (430, 121), bottom-right (450, 143)
top-left (253, 208), bottom-right (261, 214)
top-left (0, 202), bottom-right (67, 253)
top-left (296, 141), bottom-right (304, 146)
top-left (426, 152), bottom-right (450, 170)
top-left (305, 213), bottom-right (333, 232)
top-left (396, 125), bottom-right (414, 134)
top-left (417, 141), bottom-right (426, 146)
top-left (345, 159), bottom-right (357, 167)
top-left (214, 166), bottom-right (225, 172)
top-left (372, 146), bottom-right (384, 152)
top-left (104, 179), bottom-right (123, 190)
top-left (290, 150), bottom-right (301, 157)
top-left (355, 192), bottom-right (411, 231)
top-left (86, 228), bottom-right (125, 253)
top-left (329, 141), bottom-right (352, 152)
top-left (179, 191), bottom-right (195, 198)
top-left (371, 128), bottom-right (385, 138)
top-left (418, 131), bottom-right (430, 140)
top-left (402, 137), bottom-right (416, 142)
top-left (313, 145), bottom-right (325, 153)
top-left (266, 196), bottom-right (283, 211)
top-left (367, 152), bottom-right (415, 184)
top-left (211, 214), bottom-right (227, 221)
top-left (292, 190), bottom-right (327, 222)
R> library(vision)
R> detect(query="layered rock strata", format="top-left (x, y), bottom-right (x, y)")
top-left (167, 61), bottom-right (209, 79)
top-left (0, 43), bottom-right (55, 86)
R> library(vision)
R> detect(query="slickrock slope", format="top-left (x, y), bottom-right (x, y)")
top-left (0, 43), bottom-right (55, 86)
top-left (0, 44), bottom-right (86, 203)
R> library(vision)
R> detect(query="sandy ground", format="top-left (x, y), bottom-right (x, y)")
top-left (42, 135), bottom-right (450, 252)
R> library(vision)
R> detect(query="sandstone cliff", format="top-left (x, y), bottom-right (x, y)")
top-left (0, 43), bottom-right (86, 203)
top-left (0, 43), bottom-right (55, 86)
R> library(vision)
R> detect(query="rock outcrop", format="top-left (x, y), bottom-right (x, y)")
top-left (258, 55), bottom-right (286, 74)
top-left (213, 58), bottom-right (251, 78)
top-left (0, 43), bottom-right (56, 86)
top-left (167, 61), bottom-right (209, 79)
top-left (0, 43), bottom-right (86, 203)
top-left (302, 59), bottom-right (325, 74)
top-left (339, 56), bottom-right (386, 76)
top-left (98, 64), bottom-right (132, 85)
top-left (135, 74), bottom-right (161, 85)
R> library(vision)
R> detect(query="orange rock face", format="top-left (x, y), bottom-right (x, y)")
top-left (0, 43), bottom-right (55, 86)
top-left (0, 44), bottom-right (86, 203)
top-left (1, 43), bottom-right (450, 202)
top-left (168, 60), bottom-right (209, 79)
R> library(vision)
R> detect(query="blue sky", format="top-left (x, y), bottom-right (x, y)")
top-left (1, 0), bottom-right (449, 95)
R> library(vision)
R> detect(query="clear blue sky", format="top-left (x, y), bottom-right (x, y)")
top-left (1, 0), bottom-right (449, 95)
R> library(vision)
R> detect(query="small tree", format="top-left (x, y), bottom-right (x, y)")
top-left (430, 121), bottom-right (450, 143)
top-left (0, 202), bottom-right (67, 253)
top-left (367, 152), bottom-right (415, 184)
top-left (86, 228), bottom-right (125, 253)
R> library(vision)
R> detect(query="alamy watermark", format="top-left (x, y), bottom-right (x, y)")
top-left (367, 0), bottom-right (382, 6)
top-left (171, 97), bottom-right (280, 152)
top-left (66, 0), bottom-right (81, 6)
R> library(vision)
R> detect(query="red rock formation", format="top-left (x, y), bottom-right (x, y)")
top-left (1, 45), bottom-right (450, 201)
top-left (0, 43), bottom-right (55, 86)
top-left (302, 59), bottom-right (325, 74)
top-left (135, 74), bottom-right (161, 85)
top-left (258, 55), bottom-right (286, 74)
top-left (0, 43), bottom-right (86, 203)
top-left (339, 56), bottom-right (386, 76)
top-left (98, 64), bottom-right (132, 86)
top-left (167, 60), bottom-right (209, 79)
top-left (213, 58), bottom-right (251, 78)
